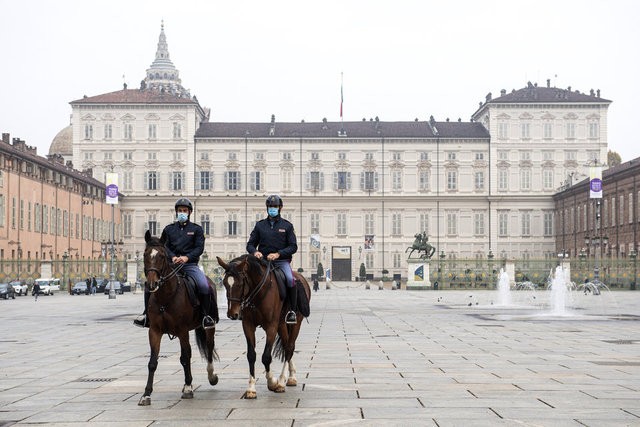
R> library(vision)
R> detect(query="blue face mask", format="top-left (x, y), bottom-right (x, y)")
top-left (177, 212), bottom-right (189, 223)
top-left (267, 207), bottom-right (279, 218)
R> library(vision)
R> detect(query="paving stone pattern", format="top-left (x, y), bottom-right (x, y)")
top-left (0, 286), bottom-right (639, 426)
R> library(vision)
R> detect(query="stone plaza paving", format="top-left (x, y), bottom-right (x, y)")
top-left (0, 284), bottom-right (639, 426)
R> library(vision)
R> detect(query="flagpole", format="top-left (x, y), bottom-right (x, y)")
top-left (340, 72), bottom-right (344, 132)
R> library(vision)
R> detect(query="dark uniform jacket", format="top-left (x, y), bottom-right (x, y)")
top-left (247, 216), bottom-right (297, 261)
top-left (161, 220), bottom-right (205, 264)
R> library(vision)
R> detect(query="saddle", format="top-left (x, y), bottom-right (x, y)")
top-left (177, 273), bottom-right (220, 323)
top-left (272, 265), bottom-right (310, 318)
top-left (178, 273), bottom-right (199, 307)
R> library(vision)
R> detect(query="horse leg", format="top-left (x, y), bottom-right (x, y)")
top-left (139, 328), bottom-right (162, 406)
top-left (243, 322), bottom-right (258, 399)
top-left (263, 325), bottom-right (282, 392)
top-left (206, 329), bottom-right (218, 386)
top-left (286, 359), bottom-right (298, 386)
top-left (276, 321), bottom-right (301, 387)
top-left (178, 332), bottom-right (194, 399)
top-left (285, 323), bottom-right (302, 387)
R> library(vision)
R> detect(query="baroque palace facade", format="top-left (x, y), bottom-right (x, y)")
top-left (0, 133), bottom-right (122, 264)
top-left (54, 24), bottom-right (610, 281)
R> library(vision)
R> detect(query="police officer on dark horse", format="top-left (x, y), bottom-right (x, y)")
top-left (134, 197), bottom-right (216, 329)
top-left (247, 194), bottom-right (298, 324)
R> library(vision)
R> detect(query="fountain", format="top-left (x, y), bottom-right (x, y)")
top-left (549, 266), bottom-right (573, 315)
top-left (496, 268), bottom-right (512, 306)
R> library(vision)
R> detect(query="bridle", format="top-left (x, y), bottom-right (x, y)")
top-left (225, 255), bottom-right (272, 310)
top-left (144, 245), bottom-right (185, 293)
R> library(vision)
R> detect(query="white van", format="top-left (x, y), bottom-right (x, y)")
top-left (34, 278), bottom-right (61, 295)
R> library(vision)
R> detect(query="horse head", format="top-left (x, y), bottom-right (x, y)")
top-left (217, 254), bottom-right (270, 320)
top-left (217, 255), bottom-right (248, 320)
top-left (143, 230), bottom-right (172, 292)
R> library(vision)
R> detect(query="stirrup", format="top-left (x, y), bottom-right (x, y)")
top-left (202, 315), bottom-right (215, 330)
top-left (133, 314), bottom-right (148, 328)
top-left (285, 311), bottom-right (297, 324)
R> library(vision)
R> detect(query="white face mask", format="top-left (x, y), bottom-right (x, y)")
top-left (177, 212), bottom-right (189, 223)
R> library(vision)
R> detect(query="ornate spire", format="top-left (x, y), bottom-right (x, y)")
top-left (143, 21), bottom-right (190, 97)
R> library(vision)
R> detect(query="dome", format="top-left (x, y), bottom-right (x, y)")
top-left (49, 125), bottom-right (72, 156)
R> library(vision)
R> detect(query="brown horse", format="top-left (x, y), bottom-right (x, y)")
top-left (138, 230), bottom-right (219, 406)
top-left (216, 254), bottom-right (310, 399)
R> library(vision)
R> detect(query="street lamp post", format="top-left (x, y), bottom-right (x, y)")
top-left (630, 249), bottom-right (637, 291)
top-left (106, 168), bottom-right (118, 300)
top-left (62, 251), bottom-right (69, 294)
top-left (439, 250), bottom-right (446, 289)
top-left (202, 252), bottom-right (209, 276)
top-left (487, 250), bottom-right (494, 287)
top-left (135, 250), bottom-right (142, 293)
top-left (584, 234), bottom-right (608, 291)
top-left (579, 248), bottom-right (587, 282)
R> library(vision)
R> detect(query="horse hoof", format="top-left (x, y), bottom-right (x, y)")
top-left (181, 384), bottom-right (194, 399)
top-left (209, 375), bottom-right (219, 386)
top-left (286, 378), bottom-right (297, 387)
top-left (274, 384), bottom-right (286, 393)
top-left (244, 390), bottom-right (257, 399)
top-left (138, 396), bottom-right (151, 406)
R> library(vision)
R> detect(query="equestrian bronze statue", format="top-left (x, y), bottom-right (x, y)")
top-left (405, 231), bottom-right (436, 260)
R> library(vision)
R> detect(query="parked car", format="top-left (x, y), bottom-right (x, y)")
top-left (96, 279), bottom-right (109, 294)
top-left (34, 278), bottom-right (61, 295)
top-left (10, 280), bottom-right (28, 296)
top-left (0, 283), bottom-right (16, 299)
top-left (103, 281), bottom-right (124, 295)
top-left (71, 281), bottom-right (90, 295)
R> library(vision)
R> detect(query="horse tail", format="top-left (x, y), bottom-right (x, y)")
top-left (195, 327), bottom-right (220, 361)
top-left (272, 334), bottom-right (286, 362)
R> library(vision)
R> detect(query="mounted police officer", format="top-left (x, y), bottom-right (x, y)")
top-left (247, 195), bottom-right (299, 324)
top-left (134, 198), bottom-right (215, 329)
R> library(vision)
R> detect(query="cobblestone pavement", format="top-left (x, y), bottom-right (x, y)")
top-left (1, 284), bottom-right (639, 426)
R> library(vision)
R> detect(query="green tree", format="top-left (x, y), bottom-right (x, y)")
top-left (359, 263), bottom-right (366, 279)
top-left (316, 262), bottom-right (324, 280)
top-left (608, 150), bottom-right (621, 167)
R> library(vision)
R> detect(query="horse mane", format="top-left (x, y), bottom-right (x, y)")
top-left (146, 235), bottom-right (164, 248)
top-left (229, 254), bottom-right (268, 272)
top-left (246, 254), bottom-right (269, 271)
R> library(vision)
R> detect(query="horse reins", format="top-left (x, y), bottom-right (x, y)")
top-left (227, 257), bottom-right (272, 310)
top-left (144, 255), bottom-right (185, 293)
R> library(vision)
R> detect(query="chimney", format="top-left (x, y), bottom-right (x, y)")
top-left (590, 89), bottom-right (595, 96)
top-left (486, 92), bottom-right (492, 102)
top-left (547, 79), bottom-right (550, 88)
top-left (2, 133), bottom-right (9, 144)
top-left (269, 114), bottom-right (276, 135)
top-left (597, 89), bottom-right (600, 98)
top-left (500, 89), bottom-right (506, 96)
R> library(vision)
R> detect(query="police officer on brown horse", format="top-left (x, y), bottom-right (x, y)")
top-left (134, 197), bottom-right (216, 329)
top-left (247, 195), bottom-right (299, 324)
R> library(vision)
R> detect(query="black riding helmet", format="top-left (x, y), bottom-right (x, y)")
top-left (175, 197), bottom-right (193, 212)
top-left (265, 195), bottom-right (283, 208)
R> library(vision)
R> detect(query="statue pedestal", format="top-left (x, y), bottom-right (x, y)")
top-left (406, 259), bottom-right (431, 290)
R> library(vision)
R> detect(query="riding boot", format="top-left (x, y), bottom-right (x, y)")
top-left (133, 290), bottom-right (150, 328)
top-left (199, 293), bottom-right (216, 330)
top-left (285, 284), bottom-right (297, 324)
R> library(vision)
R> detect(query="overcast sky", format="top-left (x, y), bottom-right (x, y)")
top-left (2, 0), bottom-right (639, 162)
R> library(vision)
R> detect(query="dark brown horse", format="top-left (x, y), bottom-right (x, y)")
top-left (138, 230), bottom-right (219, 406)
top-left (217, 254), bottom-right (310, 399)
